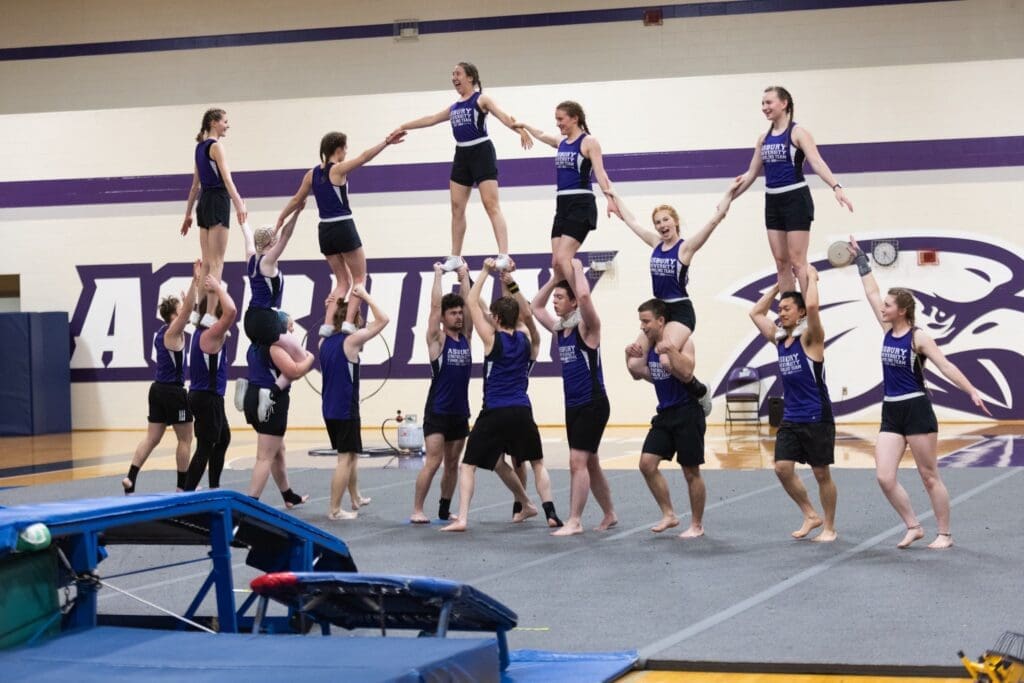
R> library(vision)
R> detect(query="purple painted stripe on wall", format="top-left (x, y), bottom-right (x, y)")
top-left (0, 0), bottom-right (954, 61)
top-left (2, 136), bottom-right (1021, 209)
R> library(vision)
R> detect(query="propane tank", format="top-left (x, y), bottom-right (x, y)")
top-left (397, 413), bottom-right (424, 451)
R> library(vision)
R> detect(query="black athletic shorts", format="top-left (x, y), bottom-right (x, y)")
top-left (148, 382), bottom-right (192, 425)
top-left (664, 299), bottom-right (696, 332)
top-left (423, 412), bottom-right (470, 442)
top-left (775, 421), bottom-right (835, 467)
top-left (318, 219), bottom-right (362, 256)
top-left (765, 185), bottom-right (814, 231)
top-left (551, 193), bottom-right (597, 243)
top-left (880, 395), bottom-right (938, 436)
top-left (450, 139), bottom-right (498, 187)
top-left (565, 394), bottom-right (610, 453)
top-left (642, 401), bottom-right (706, 467)
top-left (189, 390), bottom-right (229, 444)
top-left (244, 307), bottom-right (284, 346)
top-left (463, 406), bottom-right (543, 470)
top-left (325, 418), bottom-right (362, 453)
top-left (197, 188), bottom-right (230, 229)
top-left (244, 384), bottom-right (289, 437)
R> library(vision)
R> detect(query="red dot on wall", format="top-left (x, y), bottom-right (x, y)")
top-left (643, 8), bottom-right (663, 26)
top-left (918, 250), bottom-right (940, 266)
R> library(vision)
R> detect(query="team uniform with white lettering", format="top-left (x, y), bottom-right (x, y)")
top-left (195, 139), bottom-right (231, 229)
top-left (449, 92), bottom-right (499, 187)
top-left (641, 347), bottom-right (706, 466)
top-left (423, 334), bottom-right (472, 441)
top-left (762, 122), bottom-right (814, 231)
top-left (774, 336), bottom-right (835, 466)
top-left (650, 240), bottom-right (696, 331)
top-left (558, 327), bottom-right (609, 452)
top-left (551, 134), bottom-right (598, 243)
top-left (879, 328), bottom-right (938, 435)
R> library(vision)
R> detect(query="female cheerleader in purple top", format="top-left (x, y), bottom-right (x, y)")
top-left (731, 86), bottom-right (853, 294)
top-left (516, 101), bottom-right (621, 285)
top-left (395, 62), bottom-right (532, 271)
top-left (848, 236), bottom-right (990, 549)
top-left (182, 108), bottom-right (247, 326)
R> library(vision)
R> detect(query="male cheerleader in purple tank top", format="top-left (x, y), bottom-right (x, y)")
top-left (393, 62), bottom-right (532, 272)
top-left (846, 237), bottom-right (990, 550)
top-left (626, 300), bottom-right (707, 538)
top-left (516, 101), bottom-right (621, 285)
top-left (276, 129), bottom-right (405, 338)
top-left (731, 87), bottom-right (853, 294)
top-left (319, 285), bottom-right (390, 521)
top-left (531, 259), bottom-right (617, 536)
top-left (749, 267), bottom-right (838, 542)
top-left (244, 313), bottom-right (314, 509)
top-left (411, 263), bottom-right (474, 524)
top-left (442, 259), bottom-right (562, 533)
top-left (182, 109), bottom-right (247, 327)
top-left (238, 203), bottom-right (312, 421)
top-left (611, 183), bottom-right (740, 415)
top-left (183, 276), bottom-right (238, 491)
top-left (123, 260), bottom-right (202, 494)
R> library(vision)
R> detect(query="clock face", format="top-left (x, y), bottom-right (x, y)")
top-left (872, 241), bottom-right (898, 266)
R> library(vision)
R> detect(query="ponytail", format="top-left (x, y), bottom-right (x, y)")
top-left (763, 86), bottom-right (794, 121)
top-left (458, 61), bottom-right (482, 92)
top-left (319, 132), bottom-right (348, 165)
top-left (556, 100), bottom-right (589, 134)
top-left (196, 108), bottom-right (226, 142)
top-left (888, 287), bottom-right (917, 326)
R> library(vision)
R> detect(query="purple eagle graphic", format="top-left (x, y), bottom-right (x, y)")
top-left (714, 236), bottom-right (1021, 420)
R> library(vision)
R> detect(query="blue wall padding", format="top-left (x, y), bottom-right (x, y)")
top-left (0, 314), bottom-right (33, 436)
top-left (0, 313), bottom-right (71, 436)
top-left (29, 313), bottom-right (71, 434)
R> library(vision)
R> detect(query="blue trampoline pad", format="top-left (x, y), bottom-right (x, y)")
top-left (504, 649), bottom-right (639, 682)
top-left (0, 627), bottom-right (501, 683)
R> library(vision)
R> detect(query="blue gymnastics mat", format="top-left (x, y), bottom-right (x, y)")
top-left (0, 627), bottom-right (637, 682)
top-left (0, 627), bottom-right (501, 683)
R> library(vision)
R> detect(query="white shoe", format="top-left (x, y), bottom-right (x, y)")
top-left (318, 324), bottom-right (335, 338)
top-left (554, 310), bottom-right (581, 331)
top-left (188, 311), bottom-right (200, 325)
top-left (440, 255), bottom-right (463, 272)
top-left (494, 254), bottom-right (511, 271)
top-left (200, 313), bottom-right (218, 328)
top-left (257, 388), bottom-right (275, 422)
top-left (792, 318), bottom-right (808, 337)
top-left (341, 322), bottom-right (357, 335)
top-left (233, 378), bottom-right (248, 412)
top-left (699, 391), bottom-right (712, 417)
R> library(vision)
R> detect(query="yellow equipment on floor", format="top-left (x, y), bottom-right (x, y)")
top-left (960, 631), bottom-right (1024, 682)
